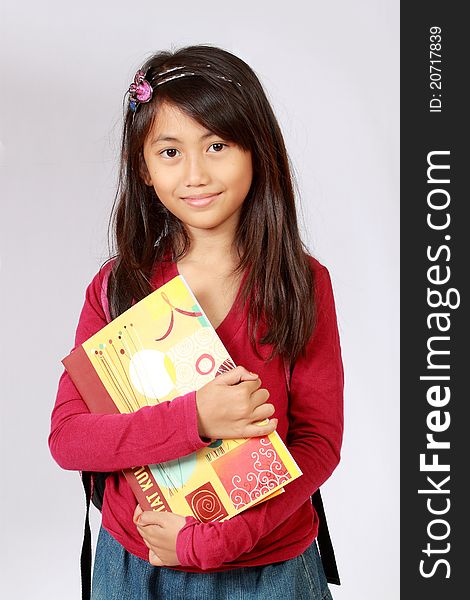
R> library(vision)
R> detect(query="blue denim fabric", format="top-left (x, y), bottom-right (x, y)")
top-left (91, 526), bottom-right (333, 600)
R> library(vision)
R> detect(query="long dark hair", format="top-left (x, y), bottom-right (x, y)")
top-left (105, 44), bottom-right (317, 368)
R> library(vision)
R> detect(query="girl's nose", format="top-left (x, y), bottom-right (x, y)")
top-left (183, 154), bottom-right (211, 187)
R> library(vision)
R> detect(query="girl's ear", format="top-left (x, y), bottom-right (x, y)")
top-left (139, 152), bottom-right (153, 186)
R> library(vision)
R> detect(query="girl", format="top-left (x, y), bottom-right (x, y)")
top-left (49, 44), bottom-right (344, 600)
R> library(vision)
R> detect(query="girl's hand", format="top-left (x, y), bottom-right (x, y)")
top-left (133, 504), bottom-right (188, 567)
top-left (196, 366), bottom-right (278, 440)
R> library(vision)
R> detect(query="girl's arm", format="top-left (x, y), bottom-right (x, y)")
top-left (48, 267), bottom-right (211, 472)
top-left (175, 266), bottom-right (344, 570)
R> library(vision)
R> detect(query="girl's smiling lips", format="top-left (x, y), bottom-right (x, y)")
top-left (181, 192), bottom-right (222, 207)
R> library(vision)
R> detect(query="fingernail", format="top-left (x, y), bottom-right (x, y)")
top-left (256, 418), bottom-right (270, 427)
top-left (249, 371), bottom-right (258, 376)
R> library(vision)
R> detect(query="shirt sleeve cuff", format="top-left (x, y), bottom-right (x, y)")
top-left (176, 516), bottom-right (199, 567)
top-left (175, 513), bottom-right (254, 570)
top-left (175, 390), bottom-right (212, 451)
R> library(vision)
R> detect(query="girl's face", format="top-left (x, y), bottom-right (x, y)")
top-left (141, 102), bottom-right (253, 239)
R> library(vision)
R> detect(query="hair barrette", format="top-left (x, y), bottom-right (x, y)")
top-left (128, 70), bottom-right (153, 112)
top-left (127, 64), bottom-right (243, 115)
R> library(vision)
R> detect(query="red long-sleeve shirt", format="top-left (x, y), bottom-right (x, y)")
top-left (49, 254), bottom-right (344, 572)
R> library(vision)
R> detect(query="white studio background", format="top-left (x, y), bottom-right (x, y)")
top-left (0, 1), bottom-right (399, 598)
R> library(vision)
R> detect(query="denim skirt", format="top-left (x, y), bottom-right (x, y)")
top-left (91, 526), bottom-right (333, 600)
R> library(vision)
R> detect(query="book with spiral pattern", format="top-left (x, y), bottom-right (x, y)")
top-left (62, 274), bottom-right (302, 523)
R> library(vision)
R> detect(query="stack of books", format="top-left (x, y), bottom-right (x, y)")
top-left (62, 274), bottom-right (301, 523)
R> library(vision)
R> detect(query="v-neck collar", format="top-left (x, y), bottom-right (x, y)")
top-left (157, 253), bottom-right (249, 341)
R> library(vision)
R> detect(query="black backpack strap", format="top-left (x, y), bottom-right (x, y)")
top-left (80, 472), bottom-right (93, 600)
top-left (312, 489), bottom-right (340, 585)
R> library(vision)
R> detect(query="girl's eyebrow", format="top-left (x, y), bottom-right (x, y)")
top-left (151, 131), bottom-right (216, 145)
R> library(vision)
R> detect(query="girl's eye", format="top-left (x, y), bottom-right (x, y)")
top-left (209, 143), bottom-right (227, 152)
top-left (160, 148), bottom-right (180, 159)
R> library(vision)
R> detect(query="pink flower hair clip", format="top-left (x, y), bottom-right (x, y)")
top-left (128, 69), bottom-right (153, 112)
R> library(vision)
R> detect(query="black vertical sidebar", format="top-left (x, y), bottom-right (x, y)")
top-left (401, 4), bottom-right (467, 598)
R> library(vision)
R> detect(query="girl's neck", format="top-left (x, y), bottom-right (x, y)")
top-left (177, 220), bottom-right (240, 270)
top-left (176, 239), bottom-right (240, 271)
top-left (177, 251), bottom-right (240, 272)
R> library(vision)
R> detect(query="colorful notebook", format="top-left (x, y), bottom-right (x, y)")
top-left (62, 274), bottom-right (302, 523)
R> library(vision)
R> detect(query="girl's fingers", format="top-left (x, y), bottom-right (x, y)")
top-left (142, 538), bottom-right (151, 549)
top-left (137, 510), bottom-right (164, 527)
top-left (136, 523), bottom-right (161, 546)
top-left (138, 529), bottom-right (161, 553)
top-left (133, 504), bottom-right (144, 525)
top-left (149, 550), bottom-right (164, 566)
top-left (244, 418), bottom-right (278, 438)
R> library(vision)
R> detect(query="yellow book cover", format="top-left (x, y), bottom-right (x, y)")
top-left (63, 274), bottom-right (302, 523)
